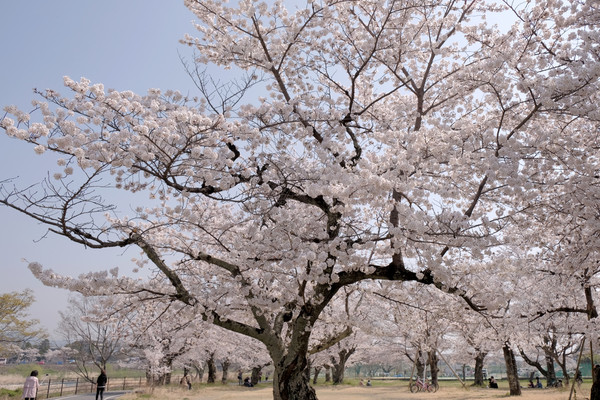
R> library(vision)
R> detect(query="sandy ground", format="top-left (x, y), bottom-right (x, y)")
top-left (121, 383), bottom-right (591, 400)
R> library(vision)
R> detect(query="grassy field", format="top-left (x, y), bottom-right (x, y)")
top-left (0, 363), bottom-right (147, 399)
top-left (119, 379), bottom-right (592, 400)
top-left (0, 363), bottom-right (146, 384)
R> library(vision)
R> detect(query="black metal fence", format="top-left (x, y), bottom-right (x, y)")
top-left (37, 376), bottom-right (145, 399)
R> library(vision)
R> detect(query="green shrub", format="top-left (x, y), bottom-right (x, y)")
top-left (0, 388), bottom-right (21, 398)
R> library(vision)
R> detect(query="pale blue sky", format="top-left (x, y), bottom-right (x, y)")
top-left (0, 1), bottom-right (204, 338)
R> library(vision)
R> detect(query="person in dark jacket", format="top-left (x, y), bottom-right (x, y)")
top-left (96, 368), bottom-right (108, 400)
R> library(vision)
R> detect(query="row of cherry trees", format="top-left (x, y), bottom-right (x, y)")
top-left (2, 0), bottom-right (600, 399)
top-left (52, 277), bottom-right (590, 395)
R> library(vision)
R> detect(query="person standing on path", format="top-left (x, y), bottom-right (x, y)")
top-left (96, 368), bottom-right (108, 400)
top-left (22, 370), bottom-right (40, 400)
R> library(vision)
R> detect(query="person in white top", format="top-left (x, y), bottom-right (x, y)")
top-left (22, 370), bottom-right (40, 400)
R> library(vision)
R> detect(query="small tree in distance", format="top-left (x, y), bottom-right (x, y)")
top-left (58, 294), bottom-right (126, 382)
top-left (0, 290), bottom-right (46, 356)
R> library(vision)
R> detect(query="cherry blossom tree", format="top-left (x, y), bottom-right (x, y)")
top-left (123, 300), bottom-right (201, 385)
top-left (178, 322), bottom-right (272, 385)
top-left (2, 0), bottom-right (600, 399)
top-left (448, 312), bottom-right (497, 387)
top-left (517, 317), bottom-right (583, 386)
top-left (57, 294), bottom-right (127, 382)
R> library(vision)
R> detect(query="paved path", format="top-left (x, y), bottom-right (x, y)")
top-left (50, 391), bottom-right (127, 400)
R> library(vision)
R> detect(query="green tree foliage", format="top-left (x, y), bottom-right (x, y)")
top-left (37, 338), bottom-right (50, 355)
top-left (0, 290), bottom-right (46, 355)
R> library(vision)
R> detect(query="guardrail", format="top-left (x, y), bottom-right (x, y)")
top-left (36, 376), bottom-right (145, 399)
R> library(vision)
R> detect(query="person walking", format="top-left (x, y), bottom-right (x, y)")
top-left (96, 368), bottom-right (108, 400)
top-left (180, 373), bottom-right (192, 390)
top-left (22, 370), bottom-right (40, 400)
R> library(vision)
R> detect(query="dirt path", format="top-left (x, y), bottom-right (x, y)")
top-left (124, 384), bottom-right (588, 400)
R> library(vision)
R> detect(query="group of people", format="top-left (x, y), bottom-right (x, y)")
top-left (492, 374), bottom-right (568, 390)
top-left (359, 379), bottom-right (372, 386)
top-left (237, 371), bottom-right (254, 387)
top-left (22, 368), bottom-right (107, 400)
top-left (237, 370), bottom-right (270, 387)
top-left (527, 377), bottom-right (543, 388)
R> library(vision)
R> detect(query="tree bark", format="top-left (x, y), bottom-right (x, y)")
top-left (415, 350), bottom-right (425, 379)
top-left (473, 351), bottom-right (487, 387)
top-left (503, 344), bottom-right (521, 396)
top-left (591, 366), bottom-right (600, 400)
top-left (221, 358), bottom-right (230, 384)
top-left (207, 352), bottom-right (217, 384)
top-left (251, 366), bottom-right (262, 386)
top-left (192, 361), bottom-right (205, 383)
top-left (324, 365), bottom-right (331, 382)
top-left (545, 353), bottom-right (556, 386)
top-left (272, 351), bottom-right (316, 400)
top-left (428, 349), bottom-right (439, 388)
top-left (313, 366), bottom-right (322, 384)
top-left (331, 347), bottom-right (356, 384)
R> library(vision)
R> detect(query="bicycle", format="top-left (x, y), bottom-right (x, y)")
top-left (409, 377), bottom-right (439, 393)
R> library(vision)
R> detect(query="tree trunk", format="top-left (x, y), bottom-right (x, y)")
top-left (591, 366), bottom-right (600, 400)
top-left (503, 344), bottom-right (522, 396)
top-left (331, 347), bottom-right (356, 385)
top-left (154, 358), bottom-right (173, 385)
top-left (428, 349), bottom-right (439, 388)
top-left (221, 358), bottom-right (230, 384)
top-left (192, 361), bottom-right (205, 383)
top-left (415, 350), bottom-right (425, 379)
top-left (164, 363), bottom-right (172, 385)
top-left (324, 365), bottom-right (331, 382)
top-left (272, 350), bottom-right (316, 400)
top-left (558, 354), bottom-right (569, 386)
top-left (313, 366), bottom-right (322, 384)
top-left (519, 346), bottom-right (548, 382)
top-left (207, 352), bottom-right (217, 384)
top-left (251, 366), bottom-right (262, 386)
top-left (473, 351), bottom-right (487, 387)
top-left (545, 353), bottom-right (556, 386)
